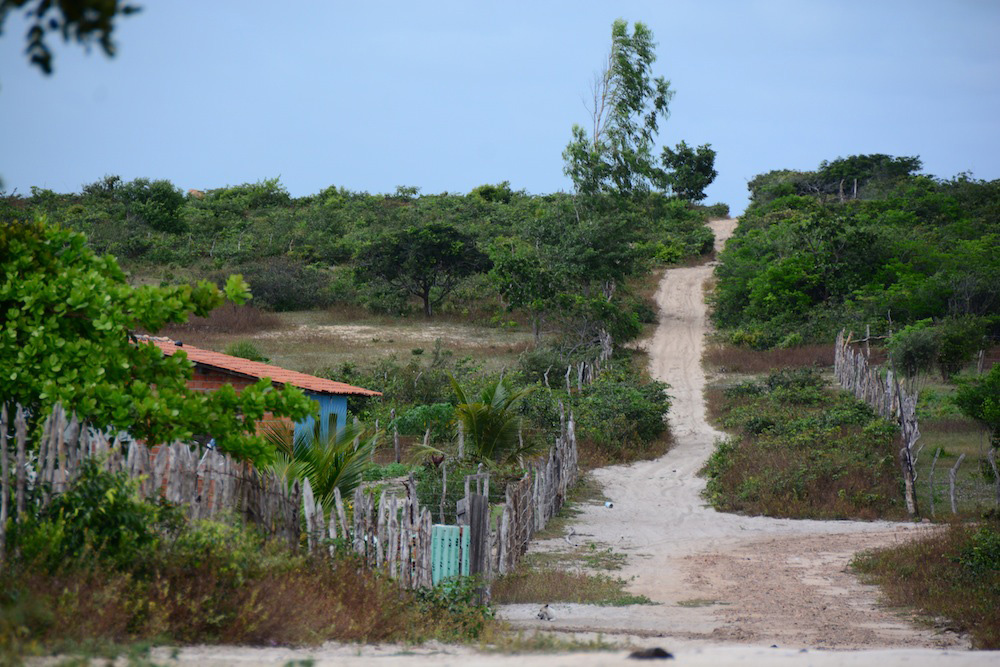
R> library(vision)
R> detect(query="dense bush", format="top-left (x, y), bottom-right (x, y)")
top-left (13, 178), bottom-right (721, 345)
top-left (713, 158), bottom-right (1000, 348)
top-left (10, 459), bottom-right (182, 574)
top-left (238, 256), bottom-right (333, 311)
top-left (703, 369), bottom-right (902, 519)
top-left (575, 371), bottom-right (670, 457)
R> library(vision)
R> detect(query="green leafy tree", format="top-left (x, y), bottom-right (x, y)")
top-left (661, 140), bottom-right (717, 202)
top-left (0, 217), bottom-right (314, 464)
top-left (117, 177), bottom-right (187, 233)
top-left (936, 316), bottom-right (986, 380)
top-left (488, 237), bottom-right (561, 341)
top-left (563, 19), bottom-right (674, 198)
top-left (0, 0), bottom-right (141, 75)
top-left (888, 321), bottom-right (939, 381)
top-left (357, 222), bottom-right (490, 317)
top-left (954, 364), bottom-right (1000, 448)
top-left (451, 376), bottom-right (538, 465)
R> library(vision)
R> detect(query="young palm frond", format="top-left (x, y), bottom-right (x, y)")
top-left (261, 419), bottom-right (375, 512)
top-left (450, 376), bottom-right (539, 465)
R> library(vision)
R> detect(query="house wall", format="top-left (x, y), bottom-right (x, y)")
top-left (188, 365), bottom-right (348, 441)
top-left (188, 366), bottom-right (257, 393)
top-left (294, 392), bottom-right (348, 442)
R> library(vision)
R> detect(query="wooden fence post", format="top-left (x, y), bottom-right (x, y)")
top-left (392, 409), bottom-right (401, 463)
top-left (987, 449), bottom-right (1000, 509)
top-left (928, 448), bottom-right (941, 517)
top-left (950, 454), bottom-right (966, 515)
top-left (14, 405), bottom-right (26, 522)
top-left (0, 405), bottom-right (8, 562)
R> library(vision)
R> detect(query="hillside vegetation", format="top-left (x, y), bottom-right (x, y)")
top-left (713, 155), bottom-right (999, 349)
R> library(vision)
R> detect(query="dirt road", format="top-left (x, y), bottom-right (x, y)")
top-left (499, 219), bottom-right (969, 649)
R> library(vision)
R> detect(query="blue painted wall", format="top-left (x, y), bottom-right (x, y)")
top-left (294, 392), bottom-right (348, 442)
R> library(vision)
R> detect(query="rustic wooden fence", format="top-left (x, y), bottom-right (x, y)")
top-left (834, 330), bottom-right (922, 515)
top-left (1, 399), bottom-right (578, 589)
top-left (303, 405), bottom-right (579, 590)
top-left (0, 402), bottom-right (301, 563)
top-left (492, 403), bottom-right (578, 576)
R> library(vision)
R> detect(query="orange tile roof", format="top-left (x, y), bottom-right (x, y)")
top-left (140, 337), bottom-right (381, 397)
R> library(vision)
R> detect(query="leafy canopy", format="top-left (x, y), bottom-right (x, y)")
top-left (563, 19), bottom-right (675, 198)
top-left (357, 222), bottom-right (490, 317)
top-left (0, 217), bottom-right (315, 464)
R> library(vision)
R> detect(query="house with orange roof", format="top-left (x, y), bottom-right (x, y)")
top-left (139, 336), bottom-right (381, 441)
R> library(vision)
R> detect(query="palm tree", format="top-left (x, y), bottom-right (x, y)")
top-left (262, 419), bottom-right (374, 512)
top-left (451, 376), bottom-right (539, 465)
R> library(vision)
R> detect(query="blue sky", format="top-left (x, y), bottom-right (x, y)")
top-left (2, 0), bottom-right (998, 213)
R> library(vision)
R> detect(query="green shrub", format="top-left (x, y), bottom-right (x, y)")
top-left (239, 257), bottom-right (333, 311)
top-left (889, 321), bottom-right (939, 379)
top-left (224, 340), bottom-right (269, 362)
top-left (394, 403), bottom-right (455, 442)
top-left (576, 373), bottom-right (670, 455)
top-left (954, 525), bottom-right (1000, 574)
top-left (11, 459), bottom-right (183, 573)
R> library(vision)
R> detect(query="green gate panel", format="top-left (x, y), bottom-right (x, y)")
top-left (431, 524), bottom-right (470, 586)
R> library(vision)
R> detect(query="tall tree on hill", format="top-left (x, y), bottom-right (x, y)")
top-left (563, 19), bottom-right (675, 200)
top-left (661, 140), bottom-right (717, 202)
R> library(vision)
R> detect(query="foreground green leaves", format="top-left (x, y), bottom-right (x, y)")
top-left (0, 217), bottom-right (314, 464)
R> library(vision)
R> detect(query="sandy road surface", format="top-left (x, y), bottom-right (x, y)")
top-left (497, 219), bottom-right (984, 655)
top-left (39, 220), bottom-right (994, 666)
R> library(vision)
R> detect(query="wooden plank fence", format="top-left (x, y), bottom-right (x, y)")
top-left (2, 399), bottom-right (579, 589)
top-left (834, 330), bottom-right (921, 515)
top-left (0, 402), bottom-right (301, 564)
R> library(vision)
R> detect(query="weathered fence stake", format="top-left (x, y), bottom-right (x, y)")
top-left (0, 405), bottom-right (9, 562)
top-left (950, 453), bottom-right (966, 515)
top-left (929, 447), bottom-right (941, 517)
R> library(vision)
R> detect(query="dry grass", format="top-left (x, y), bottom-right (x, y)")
top-left (160, 302), bottom-right (283, 337)
top-left (169, 310), bottom-right (536, 377)
top-left (3, 555), bottom-right (485, 650)
top-left (703, 343), bottom-right (833, 373)
top-left (491, 569), bottom-right (652, 607)
top-left (577, 431), bottom-right (673, 470)
top-left (853, 520), bottom-right (1000, 649)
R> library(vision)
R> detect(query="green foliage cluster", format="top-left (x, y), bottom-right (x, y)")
top-left (703, 369), bottom-right (903, 519)
top-left (574, 371), bottom-right (670, 458)
top-left (887, 316), bottom-right (989, 381)
top-left (715, 159), bottom-right (1000, 348)
top-left (263, 420), bottom-right (376, 511)
top-left (0, 218), bottom-right (314, 464)
top-left (451, 376), bottom-right (539, 465)
top-left (223, 340), bottom-right (269, 362)
top-left (6, 175), bottom-right (719, 348)
top-left (10, 458), bottom-right (183, 574)
top-left (954, 364), bottom-right (1000, 447)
